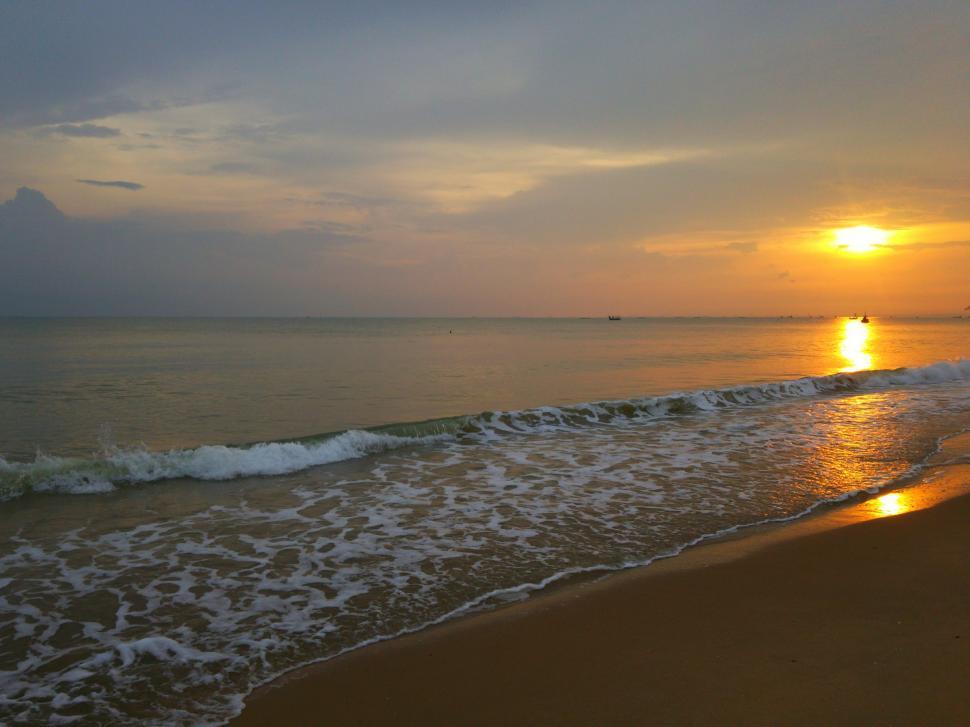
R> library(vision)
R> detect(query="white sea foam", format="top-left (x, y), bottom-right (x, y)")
top-left (0, 430), bottom-right (447, 500)
top-left (114, 638), bottom-right (229, 667)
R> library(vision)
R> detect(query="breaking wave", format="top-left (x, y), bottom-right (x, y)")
top-left (2, 359), bottom-right (969, 500)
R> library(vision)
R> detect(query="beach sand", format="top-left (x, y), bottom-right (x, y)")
top-left (232, 463), bottom-right (970, 726)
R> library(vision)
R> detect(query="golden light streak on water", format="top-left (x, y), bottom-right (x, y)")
top-left (839, 319), bottom-right (874, 372)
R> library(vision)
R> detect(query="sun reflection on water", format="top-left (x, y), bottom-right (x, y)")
top-left (855, 491), bottom-right (920, 521)
top-left (874, 491), bottom-right (906, 516)
top-left (839, 319), bottom-right (874, 372)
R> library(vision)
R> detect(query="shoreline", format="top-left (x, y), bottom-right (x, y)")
top-left (231, 440), bottom-right (970, 725)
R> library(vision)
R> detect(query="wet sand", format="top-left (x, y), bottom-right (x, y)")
top-left (232, 464), bottom-right (970, 726)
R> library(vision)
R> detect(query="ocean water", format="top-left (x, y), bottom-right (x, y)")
top-left (1, 316), bottom-right (968, 724)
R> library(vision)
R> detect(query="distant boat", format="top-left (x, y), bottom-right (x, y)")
top-left (861, 313), bottom-right (870, 323)
top-left (849, 314), bottom-right (858, 320)
top-left (608, 315), bottom-right (622, 321)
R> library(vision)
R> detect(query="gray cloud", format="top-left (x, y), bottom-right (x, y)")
top-left (220, 1), bottom-right (969, 156)
top-left (117, 143), bottom-right (163, 151)
top-left (209, 161), bottom-right (260, 175)
top-left (2, 1), bottom-right (965, 150)
top-left (76, 179), bottom-right (145, 191)
top-left (0, 3), bottom-right (494, 128)
top-left (2, 93), bottom-right (148, 129)
top-left (44, 123), bottom-right (121, 138)
top-left (218, 123), bottom-right (290, 143)
top-left (724, 241), bottom-right (759, 254)
top-left (0, 188), bottom-right (362, 315)
top-left (1, 187), bottom-right (66, 222)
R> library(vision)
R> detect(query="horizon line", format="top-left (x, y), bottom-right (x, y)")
top-left (1, 313), bottom-right (967, 320)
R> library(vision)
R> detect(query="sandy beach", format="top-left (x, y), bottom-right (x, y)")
top-left (233, 463), bottom-right (970, 726)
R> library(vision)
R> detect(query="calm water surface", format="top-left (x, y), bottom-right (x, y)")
top-left (1, 316), bottom-right (966, 458)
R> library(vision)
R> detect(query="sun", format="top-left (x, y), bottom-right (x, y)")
top-left (833, 225), bottom-right (889, 253)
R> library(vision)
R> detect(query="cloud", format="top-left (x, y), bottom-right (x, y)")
top-left (0, 1), bottom-right (258, 128)
top-left (44, 123), bottom-right (121, 138)
top-left (209, 161), bottom-right (260, 175)
top-left (0, 188), bottom-right (362, 315)
top-left (218, 123), bottom-right (289, 143)
top-left (2, 93), bottom-right (150, 130)
top-left (0, 187), bottom-right (66, 222)
top-left (5, 1), bottom-right (966, 147)
top-left (724, 241), bottom-right (759, 254)
top-left (1, 3), bottom-right (968, 316)
top-left (76, 179), bottom-right (145, 191)
top-left (463, 153), bottom-right (837, 249)
top-left (893, 239), bottom-right (970, 251)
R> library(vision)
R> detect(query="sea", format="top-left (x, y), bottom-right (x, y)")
top-left (1, 316), bottom-right (968, 724)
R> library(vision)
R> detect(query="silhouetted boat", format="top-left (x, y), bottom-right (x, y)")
top-left (608, 315), bottom-right (622, 321)
top-left (861, 313), bottom-right (870, 323)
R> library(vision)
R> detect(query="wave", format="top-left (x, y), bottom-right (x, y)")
top-left (2, 358), bottom-right (969, 500)
top-left (0, 430), bottom-right (450, 500)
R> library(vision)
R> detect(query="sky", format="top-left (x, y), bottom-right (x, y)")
top-left (1, 0), bottom-right (968, 316)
